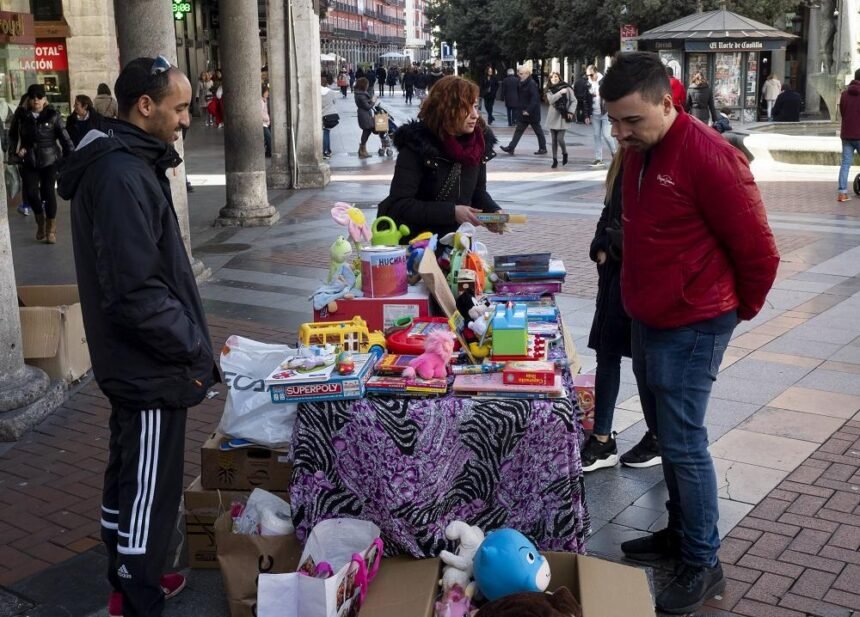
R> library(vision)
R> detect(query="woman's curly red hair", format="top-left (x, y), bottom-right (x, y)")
top-left (418, 75), bottom-right (484, 140)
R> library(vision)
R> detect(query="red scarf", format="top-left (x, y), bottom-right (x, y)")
top-left (442, 129), bottom-right (485, 167)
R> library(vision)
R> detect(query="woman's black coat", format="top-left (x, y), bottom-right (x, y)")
top-left (354, 90), bottom-right (375, 130)
top-left (66, 110), bottom-right (105, 147)
top-left (377, 120), bottom-right (500, 242)
top-left (587, 170), bottom-right (631, 357)
top-left (685, 83), bottom-right (718, 124)
top-left (8, 105), bottom-right (74, 168)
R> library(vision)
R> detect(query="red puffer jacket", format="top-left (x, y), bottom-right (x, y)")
top-left (620, 108), bottom-right (779, 329)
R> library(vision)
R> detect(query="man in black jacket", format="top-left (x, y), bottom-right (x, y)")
top-left (57, 57), bottom-right (219, 617)
top-left (499, 68), bottom-right (520, 126)
top-left (772, 84), bottom-right (802, 122)
top-left (500, 66), bottom-right (547, 155)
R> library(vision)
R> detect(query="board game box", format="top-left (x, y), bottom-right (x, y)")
top-left (267, 351), bottom-right (381, 404)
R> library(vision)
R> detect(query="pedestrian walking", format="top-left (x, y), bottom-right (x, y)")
top-left (7, 83), bottom-right (74, 244)
top-left (387, 66), bottom-right (398, 96)
top-left (762, 73), bottom-right (781, 120)
top-left (262, 85), bottom-right (271, 158)
top-left (573, 72), bottom-right (589, 123)
top-left (499, 68), bottom-right (520, 127)
top-left (602, 51), bottom-right (779, 614)
top-left (366, 66), bottom-right (377, 94)
top-left (57, 55), bottom-right (219, 617)
top-left (480, 67), bottom-right (499, 125)
top-left (772, 84), bottom-right (802, 122)
top-left (376, 65), bottom-right (387, 97)
top-left (94, 83), bottom-right (118, 118)
top-left (337, 68), bottom-right (349, 98)
top-left (403, 67), bottom-right (416, 105)
top-left (321, 74), bottom-right (338, 159)
top-left (354, 77), bottom-right (381, 159)
top-left (65, 94), bottom-right (104, 147)
top-left (348, 67), bottom-right (356, 92)
top-left (667, 66), bottom-right (686, 108)
top-left (500, 66), bottom-right (547, 156)
top-left (685, 72), bottom-right (718, 125)
top-left (414, 69), bottom-right (428, 103)
top-left (837, 68), bottom-right (860, 202)
top-left (584, 64), bottom-right (616, 166)
top-left (196, 71), bottom-right (213, 125)
top-left (544, 71), bottom-right (575, 168)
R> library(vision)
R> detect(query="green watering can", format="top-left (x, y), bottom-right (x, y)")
top-left (371, 216), bottom-right (410, 246)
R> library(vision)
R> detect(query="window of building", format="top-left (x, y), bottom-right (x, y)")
top-left (30, 0), bottom-right (63, 21)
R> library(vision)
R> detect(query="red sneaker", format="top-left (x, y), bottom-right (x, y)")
top-left (107, 573), bottom-right (187, 616)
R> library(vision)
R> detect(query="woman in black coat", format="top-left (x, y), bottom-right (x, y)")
top-left (8, 83), bottom-right (74, 244)
top-left (480, 67), bottom-right (499, 125)
top-left (685, 72), bottom-right (718, 124)
top-left (65, 94), bottom-right (104, 147)
top-left (354, 77), bottom-right (382, 159)
top-left (377, 75), bottom-right (504, 241)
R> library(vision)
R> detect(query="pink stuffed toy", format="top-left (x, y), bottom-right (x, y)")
top-left (402, 330), bottom-right (456, 380)
top-left (434, 584), bottom-right (473, 617)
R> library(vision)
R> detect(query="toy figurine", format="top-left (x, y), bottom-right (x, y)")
top-left (336, 350), bottom-right (355, 375)
top-left (310, 262), bottom-right (362, 311)
top-left (401, 329), bottom-right (456, 380)
top-left (332, 202), bottom-right (372, 288)
top-left (434, 584), bottom-right (473, 617)
top-left (473, 529), bottom-right (551, 602)
top-left (371, 216), bottom-right (410, 246)
top-left (439, 521), bottom-right (485, 593)
top-left (329, 236), bottom-right (353, 283)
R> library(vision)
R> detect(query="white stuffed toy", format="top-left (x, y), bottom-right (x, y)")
top-left (439, 520), bottom-right (485, 594)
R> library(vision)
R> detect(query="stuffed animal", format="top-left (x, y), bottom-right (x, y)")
top-left (473, 529), bottom-right (551, 602)
top-left (328, 236), bottom-right (353, 283)
top-left (434, 583), bottom-right (473, 617)
top-left (474, 587), bottom-right (582, 617)
top-left (401, 329), bottom-right (456, 379)
top-left (439, 521), bottom-right (485, 593)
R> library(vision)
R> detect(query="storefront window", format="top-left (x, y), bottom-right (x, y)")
top-left (744, 54), bottom-right (758, 122)
top-left (686, 53), bottom-right (708, 86)
top-left (658, 50), bottom-right (682, 82)
top-left (30, 0), bottom-right (63, 21)
top-left (713, 52), bottom-right (742, 110)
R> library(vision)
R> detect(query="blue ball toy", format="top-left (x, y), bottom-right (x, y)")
top-left (472, 528), bottom-right (551, 601)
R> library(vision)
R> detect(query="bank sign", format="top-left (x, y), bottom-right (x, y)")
top-left (28, 42), bottom-right (67, 71)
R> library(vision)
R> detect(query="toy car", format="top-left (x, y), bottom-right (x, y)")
top-left (299, 316), bottom-right (386, 355)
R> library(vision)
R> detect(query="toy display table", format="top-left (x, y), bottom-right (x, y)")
top-left (289, 347), bottom-right (589, 558)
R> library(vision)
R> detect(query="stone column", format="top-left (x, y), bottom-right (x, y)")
top-left (805, 7), bottom-right (821, 115)
top-left (287, 0), bottom-right (331, 188)
top-left (214, 0), bottom-right (280, 226)
top-left (266, 0), bottom-right (290, 188)
top-left (113, 0), bottom-right (210, 280)
top-left (64, 0), bottom-right (120, 101)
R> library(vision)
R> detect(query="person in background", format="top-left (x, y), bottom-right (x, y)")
top-left (573, 72), bottom-right (590, 123)
top-left (480, 66), bottom-right (499, 126)
top-left (376, 65), bottom-right (387, 97)
top-left (321, 74), bottom-right (338, 159)
top-left (666, 66), bottom-right (686, 108)
top-left (196, 71), bottom-right (213, 125)
top-left (414, 68), bottom-right (429, 104)
top-left (762, 73), bottom-right (781, 120)
top-left (378, 75), bottom-right (504, 240)
top-left (208, 70), bottom-right (224, 128)
top-left (584, 64), bottom-right (616, 166)
top-left (94, 83), bottom-right (118, 118)
top-left (348, 67), bottom-right (356, 93)
top-left (712, 107), bottom-right (733, 134)
top-left (57, 56), bottom-right (218, 617)
top-left (354, 76), bottom-right (380, 159)
top-left (685, 72), bottom-right (717, 125)
top-left (544, 71), bottom-right (575, 168)
top-left (7, 83), bottom-right (74, 244)
top-left (500, 65), bottom-right (547, 156)
top-left (772, 83), bottom-right (802, 122)
top-left (337, 67), bottom-right (349, 98)
top-left (403, 67), bottom-right (416, 105)
top-left (387, 65), bottom-right (399, 96)
top-left (366, 65), bottom-right (377, 94)
top-left (837, 68), bottom-right (860, 202)
top-left (602, 51), bottom-right (778, 614)
top-left (66, 94), bottom-right (104, 147)
top-left (261, 85), bottom-right (271, 158)
top-left (499, 68), bottom-right (520, 127)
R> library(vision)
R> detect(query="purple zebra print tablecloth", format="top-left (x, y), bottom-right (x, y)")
top-left (290, 391), bottom-right (589, 558)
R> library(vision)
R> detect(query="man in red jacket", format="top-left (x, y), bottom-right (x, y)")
top-left (666, 65), bottom-right (686, 108)
top-left (601, 52), bottom-right (779, 615)
top-left (837, 68), bottom-right (860, 202)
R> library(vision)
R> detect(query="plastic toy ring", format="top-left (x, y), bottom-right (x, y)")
top-left (392, 316), bottom-right (414, 329)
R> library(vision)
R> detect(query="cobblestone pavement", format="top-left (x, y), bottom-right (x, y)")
top-left (3, 92), bottom-right (860, 616)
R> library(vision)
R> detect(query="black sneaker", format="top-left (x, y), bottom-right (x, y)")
top-left (621, 528), bottom-right (682, 561)
top-left (500, 145), bottom-right (514, 154)
top-left (620, 431), bottom-right (662, 468)
top-left (580, 433), bottom-right (619, 472)
top-left (656, 560), bottom-right (725, 614)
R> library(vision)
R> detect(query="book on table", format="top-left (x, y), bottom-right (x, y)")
top-left (366, 375), bottom-right (448, 396)
top-left (452, 371), bottom-right (564, 399)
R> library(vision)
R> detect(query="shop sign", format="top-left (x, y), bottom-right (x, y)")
top-left (0, 11), bottom-right (35, 45)
top-left (686, 39), bottom-right (786, 52)
top-left (28, 42), bottom-right (67, 71)
top-left (620, 24), bottom-right (638, 52)
top-left (173, 1), bottom-right (192, 20)
top-left (652, 40), bottom-right (681, 50)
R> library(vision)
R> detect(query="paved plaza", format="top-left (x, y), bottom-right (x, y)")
top-left (3, 92), bottom-right (860, 616)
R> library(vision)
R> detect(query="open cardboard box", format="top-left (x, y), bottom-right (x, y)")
top-left (200, 432), bottom-right (292, 491)
top-left (362, 552), bottom-right (654, 617)
top-left (18, 285), bottom-right (91, 382)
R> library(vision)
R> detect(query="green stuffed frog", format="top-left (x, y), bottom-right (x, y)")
top-left (328, 236), bottom-right (353, 283)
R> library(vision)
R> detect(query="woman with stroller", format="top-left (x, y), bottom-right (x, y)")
top-left (354, 77), bottom-right (383, 159)
top-left (377, 75), bottom-right (505, 240)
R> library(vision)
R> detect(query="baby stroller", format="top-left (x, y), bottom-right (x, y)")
top-left (372, 103), bottom-right (397, 157)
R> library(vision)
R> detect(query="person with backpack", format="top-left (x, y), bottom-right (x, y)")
top-left (544, 71), bottom-right (575, 168)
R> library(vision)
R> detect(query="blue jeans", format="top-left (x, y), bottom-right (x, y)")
top-left (323, 128), bottom-right (331, 155)
top-left (631, 318), bottom-right (733, 567)
top-left (593, 349), bottom-right (622, 436)
top-left (592, 113), bottom-right (616, 161)
top-left (838, 139), bottom-right (860, 193)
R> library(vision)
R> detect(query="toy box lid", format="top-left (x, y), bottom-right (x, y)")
top-left (491, 303), bottom-right (527, 329)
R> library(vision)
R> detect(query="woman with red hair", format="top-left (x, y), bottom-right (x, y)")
top-left (378, 75), bottom-right (504, 241)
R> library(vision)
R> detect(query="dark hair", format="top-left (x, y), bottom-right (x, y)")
top-left (75, 94), bottom-right (94, 111)
top-left (355, 77), bottom-right (369, 92)
top-left (97, 83), bottom-right (111, 96)
top-left (600, 52), bottom-right (671, 105)
top-left (114, 57), bottom-right (173, 118)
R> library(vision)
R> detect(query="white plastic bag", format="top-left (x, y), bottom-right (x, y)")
top-left (257, 519), bottom-right (383, 617)
top-left (233, 488), bottom-right (294, 537)
top-left (219, 335), bottom-right (298, 450)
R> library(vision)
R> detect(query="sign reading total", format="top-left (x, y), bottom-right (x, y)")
top-left (32, 42), bottom-right (67, 71)
top-left (173, 1), bottom-right (192, 20)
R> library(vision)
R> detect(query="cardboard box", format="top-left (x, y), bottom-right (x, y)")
top-left (360, 557), bottom-right (441, 617)
top-left (200, 432), bottom-right (292, 491)
top-left (312, 283), bottom-right (433, 331)
top-left (18, 285), bottom-right (91, 382)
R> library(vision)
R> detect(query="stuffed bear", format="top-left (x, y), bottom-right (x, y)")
top-left (402, 330), bottom-right (456, 380)
top-left (439, 520), bottom-right (485, 593)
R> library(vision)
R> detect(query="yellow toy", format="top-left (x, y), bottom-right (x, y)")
top-left (299, 317), bottom-right (386, 355)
